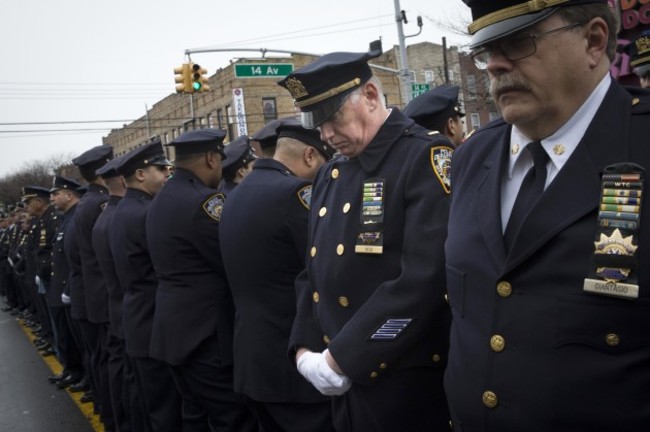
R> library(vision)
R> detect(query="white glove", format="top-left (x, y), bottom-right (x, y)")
top-left (61, 293), bottom-right (71, 305)
top-left (35, 275), bottom-right (41, 286)
top-left (296, 349), bottom-right (352, 396)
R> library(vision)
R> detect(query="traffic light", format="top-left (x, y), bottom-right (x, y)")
top-left (174, 63), bottom-right (191, 94)
top-left (191, 63), bottom-right (210, 93)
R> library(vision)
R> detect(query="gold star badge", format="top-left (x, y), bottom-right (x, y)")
top-left (553, 144), bottom-right (565, 156)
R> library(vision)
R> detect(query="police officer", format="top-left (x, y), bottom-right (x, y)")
top-left (48, 175), bottom-right (84, 388)
top-left (446, 1), bottom-right (650, 429)
top-left (250, 119), bottom-right (283, 158)
top-left (403, 84), bottom-right (466, 147)
top-left (22, 186), bottom-right (58, 357)
top-left (220, 119), bottom-right (335, 432)
top-left (278, 42), bottom-right (453, 431)
top-left (109, 141), bottom-right (189, 432)
top-left (146, 129), bottom-right (257, 431)
top-left (217, 135), bottom-right (258, 195)
top-left (623, 30), bottom-right (650, 89)
top-left (72, 144), bottom-right (115, 429)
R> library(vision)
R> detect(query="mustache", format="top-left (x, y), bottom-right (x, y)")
top-left (490, 75), bottom-right (531, 98)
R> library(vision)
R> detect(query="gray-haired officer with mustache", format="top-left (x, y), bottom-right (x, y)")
top-left (279, 41), bottom-right (453, 431)
top-left (446, 1), bottom-right (650, 430)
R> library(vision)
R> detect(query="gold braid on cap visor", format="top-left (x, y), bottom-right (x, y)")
top-left (631, 55), bottom-right (650, 67)
top-left (468, 0), bottom-right (570, 34)
top-left (294, 78), bottom-right (362, 108)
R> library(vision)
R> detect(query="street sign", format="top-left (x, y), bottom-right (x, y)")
top-left (411, 83), bottom-right (430, 99)
top-left (234, 63), bottom-right (294, 78)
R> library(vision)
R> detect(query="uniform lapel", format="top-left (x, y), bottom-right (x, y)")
top-left (474, 129), bottom-right (510, 267)
top-left (504, 81), bottom-right (632, 272)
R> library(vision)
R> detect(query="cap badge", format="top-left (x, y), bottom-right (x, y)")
top-left (284, 77), bottom-right (308, 99)
top-left (636, 36), bottom-right (650, 55)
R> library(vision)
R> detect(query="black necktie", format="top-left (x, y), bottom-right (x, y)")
top-left (504, 141), bottom-right (549, 250)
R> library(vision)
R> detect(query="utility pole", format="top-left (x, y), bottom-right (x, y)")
top-left (394, 0), bottom-right (411, 106)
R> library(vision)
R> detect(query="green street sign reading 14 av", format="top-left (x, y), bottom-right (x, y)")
top-left (234, 63), bottom-right (294, 78)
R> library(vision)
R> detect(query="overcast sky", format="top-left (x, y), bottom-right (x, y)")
top-left (0, 0), bottom-right (471, 177)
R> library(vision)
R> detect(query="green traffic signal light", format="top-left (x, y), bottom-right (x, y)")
top-left (191, 64), bottom-right (209, 92)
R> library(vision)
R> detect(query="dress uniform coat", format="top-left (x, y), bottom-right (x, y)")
top-left (289, 109), bottom-right (453, 430)
top-left (50, 205), bottom-right (75, 307)
top-left (64, 219), bottom-right (86, 320)
top-left (110, 188), bottom-right (157, 358)
top-left (147, 167), bottom-right (234, 366)
top-left (93, 195), bottom-right (124, 340)
top-left (35, 205), bottom-right (59, 292)
top-left (445, 82), bottom-right (650, 431)
top-left (219, 158), bottom-right (328, 403)
top-left (74, 183), bottom-right (109, 324)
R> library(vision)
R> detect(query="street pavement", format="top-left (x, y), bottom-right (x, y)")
top-left (0, 309), bottom-right (97, 432)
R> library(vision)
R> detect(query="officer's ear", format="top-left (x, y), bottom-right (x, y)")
top-left (205, 151), bottom-right (221, 170)
top-left (303, 146), bottom-right (318, 168)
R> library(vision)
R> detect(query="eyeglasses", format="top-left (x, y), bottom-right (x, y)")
top-left (470, 23), bottom-right (582, 70)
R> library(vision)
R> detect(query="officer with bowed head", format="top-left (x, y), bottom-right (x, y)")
top-left (219, 119), bottom-right (335, 431)
top-left (446, 0), bottom-right (650, 429)
top-left (278, 41), bottom-right (453, 430)
top-left (217, 135), bottom-right (257, 195)
top-left (403, 84), bottom-right (466, 147)
top-left (146, 129), bottom-right (257, 431)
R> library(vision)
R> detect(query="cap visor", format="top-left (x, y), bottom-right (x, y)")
top-left (300, 93), bottom-right (350, 129)
top-left (470, 8), bottom-right (557, 49)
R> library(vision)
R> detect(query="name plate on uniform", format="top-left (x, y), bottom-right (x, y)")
top-left (583, 278), bottom-right (639, 299)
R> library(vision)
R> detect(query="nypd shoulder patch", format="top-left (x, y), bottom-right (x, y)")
top-left (431, 146), bottom-right (453, 194)
top-left (202, 193), bottom-right (226, 222)
top-left (297, 185), bottom-right (312, 210)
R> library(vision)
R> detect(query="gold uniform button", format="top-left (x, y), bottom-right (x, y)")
top-left (432, 354), bottom-right (441, 362)
top-left (323, 335), bottom-right (330, 344)
top-left (343, 202), bottom-right (351, 213)
top-left (379, 362), bottom-right (388, 369)
top-left (482, 391), bottom-right (498, 408)
top-left (336, 244), bottom-right (345, 255)
top-left (312, 292), bottom-right (319, 303)
top-left (370, 371), bottom-right (378, 379)
top-left (331, 168), bottom-right (339, 179)
top-left (338, 296), bottom-right (349, 307)
top-left (490, 335), bottom-right (506, 352)
top-left (310, 246), bottom-right (317, 257)
top-left (319, 207), bottom-right (327, 217)
top-left (605, 333), bottom-right (620, 347)
top-left (496, 281), bottom-right (512, 298)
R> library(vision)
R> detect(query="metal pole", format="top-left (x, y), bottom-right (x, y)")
top-left (443, 37), bottom-right (449, 84)
top-left (394, 0), bottom-right (411, 106)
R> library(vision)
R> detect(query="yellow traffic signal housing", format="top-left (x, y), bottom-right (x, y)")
top-left (191, 64), bottom-right (210, 92)
top-left (174, 63), bottom-right (192, 93)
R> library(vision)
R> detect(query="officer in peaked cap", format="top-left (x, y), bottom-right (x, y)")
top-left (50, 175), bottom-right (82, 193)
top-left (116, 140), bottom-right (172, 178)
top-left (218, 135), bottom-right (257, 195)
top-left (21, 186), bottom-right (51, 202)
top-left (448, 1), bottom-right (650, 430)
top-left (72, 143), bottom-right (116, 430)
top-left (219, 118), bottom-right (335, 431)
top-left (404, 84), bottom-right (465, 147)
top-left (250, 119), bottom-right (283, 158)
top-left (278, 40), bottom-right (382, 129)
top-left (624, 30), bottom-right (650, 89)
top-left (278, 40), bottom-right (453, 431)
top-left (146, 128), bottom-right (256, 430)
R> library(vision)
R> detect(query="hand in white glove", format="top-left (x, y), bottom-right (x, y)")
top-left (35, 275), bottom-right (41, 286)
top-left (61, 293), bottom-right (71, 305)
top-left (296, 349), bottom-right (352, 396)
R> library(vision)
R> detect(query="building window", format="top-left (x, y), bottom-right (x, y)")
top-left (217, 109), bottom-right (223, 129)
top-left (206, 113), bottom-right (212, 128)
top-left (447, 69), bottom-right (456, 85)
top-left (466, 75), bottom-right (477, 100)
top-left (424, 70), bottom-right (434, 84)
top-left (226, 105), bottom-right (235, 141)
top-left (262, 97), bottom-right (277, 121)
top-left (408, 70), bottom-right (416, 84)
top-left (489, 111), bottom-right (500, 121)
top-left (470, 113), bottom-right (481, 129)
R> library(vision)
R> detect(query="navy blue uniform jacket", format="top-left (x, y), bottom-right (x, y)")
top-left (74, 183), bottom-right (109, 324)
top-left (445, 82), bottom-right (650, 431)
top-left (289, 109), bottom-right (453, 385)
top-left (65, 218), bottom-right (85, 320)
top-left (93, 196), bottom-right (124, 339)
top-left (147, 168), bottom-right (234, 366)
top-left (50, 204), bottom-right (76, 307)
top-left (219, 158), bottom-right (327, 403)
top-left (110, 188), bottom-right (156, 358)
